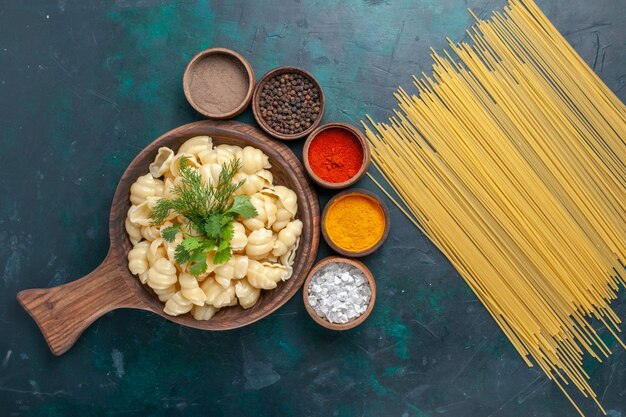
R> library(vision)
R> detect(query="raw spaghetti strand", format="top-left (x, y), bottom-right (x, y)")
top-left (362, 0), bottom-right (625, 415)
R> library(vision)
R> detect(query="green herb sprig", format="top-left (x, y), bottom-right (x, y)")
top-left (150, 157), bottom-right (257, 276)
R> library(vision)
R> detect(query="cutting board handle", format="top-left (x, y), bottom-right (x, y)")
top-left (17, 252), bottom-right (142, 356)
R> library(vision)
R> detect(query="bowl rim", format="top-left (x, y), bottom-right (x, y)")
top-left (321, 188), bottom-right (390, 257)
top-left (183, 47), bottom-right (256, 119)
top-left (302, 122), bottom-right (371, 189)
top-left (302, 256), bottom-right (377, 330)
top-left (251, 66), bottom-right (325, 140)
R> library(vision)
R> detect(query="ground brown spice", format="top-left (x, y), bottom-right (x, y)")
top-left (188, 54), bottom-right (249, 114)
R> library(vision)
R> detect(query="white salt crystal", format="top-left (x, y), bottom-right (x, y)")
top-left (307, 263), bottom-right (372, 324)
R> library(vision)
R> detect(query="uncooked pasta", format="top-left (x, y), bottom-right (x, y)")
top-left (363, 0), bottom-right (625, 415)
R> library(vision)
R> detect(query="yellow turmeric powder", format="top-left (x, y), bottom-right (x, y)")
top-left (324, 194), bottom-right (386, 252)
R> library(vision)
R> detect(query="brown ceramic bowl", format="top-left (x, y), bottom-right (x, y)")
top-left (302, 122), bottom-right (371, 189)
top-left (17, 120), bottom-right (320, 356)
top-left (303, 256), bottom-right (376, 330)
top-left (183, 48), bottom-right (255, 119)
top-left (322, 189), bottom-right (390, 257)
top-left (252, 66), bottom-right (325, 140)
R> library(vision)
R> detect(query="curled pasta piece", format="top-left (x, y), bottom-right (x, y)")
top-left (130, 173), bottom-right (164, 205)
top-left (216, 144), bottom-right (243, 159)
top-left (177, 216), bottom-right (193, 234)
top-left (246, 260), bottom-right (290, 289)
top-left (169, 153), bottom-right (201, 178)
top-left (179, 273), bottom-right (207, 306)
top-left (125, 209), bottom-right (142, 245)
top-left (164, 231), bottom-right (184, 264)
top-left (246, 261), bottom-right (272, 289)
top-left (205, 252), bottom-right (220, 274)
top-left (191, 251), bottom-right (219, 278)
top-left (214, 254), bottom-right (249, 288)
top-left (241, 146), bottom-right (270, 174)
top-left (147, 238), bottom-right (166, 266)
top-left (272, 220), bottom-right (303, 256)
top-left (201, 278), bottom-right (236, 308)
top-left (261, 262), bottom-right (291, 282)
top-left (273, 186), bottom-right (297, 216)
top-left (198, 146), bottom-right (237, 166)
top-left (128, 241), bottom-right (150, 284)
top-left (214, 259), bottom-right (235, 288)
top-left (162, 176), bottom-right (183, 201)
top-left (241, 194), bottom-right (267, 230)
top-left (235, 279), bottom-right (261, 309)
top-left (153, 284), bottom-right (176, 302)
top-left (163, 291), bottom-right (193, 316)
top-left (261, 262), bottom-right (290, 281)
top-left (280, 237), bottom-right (300, 272)
top-left (272, 207), bottom-right (292, 232)
top-left (232, 254), bottom-right (249, 279)
top-left (128, 201), bottom-right (152, 227)
top-left (149, 147), bottom-right (174, 178)
top-left (178, 136), bottom-right (212, 157)
top-left (153, 179), bottom-right (165, 197)
top-left (147, 257), bottom-right (177, 290)
top-left (192, 304), bottom-right (219, 320)
top-left (234, 170), bottom-right (273, 196)
top-left (162, 178), bottom-right (174, 199)
top-left (263, 187), bottom-right (297, 231)
top-left (141, 225), bottom-right (160, 242)
top-left (262, 194), bottom-right (278, 229)
top-left (200, 163), bottom-right (223, 187)
top-left (141, 220), bottom-right (172, 242)
top-left (245, 228), bottom-right (274, 260)
top-left (231, 222), bottom-right (247, 252)
top-left (145, 196), bottom-right (162, 211)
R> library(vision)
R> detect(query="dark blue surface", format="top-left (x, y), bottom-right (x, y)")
top-left (1, 1), bottom-right (624, 416)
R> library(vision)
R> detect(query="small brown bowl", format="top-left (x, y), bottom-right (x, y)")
top-left (252, 66), bottom-right (325, 140)
top-left (322, 189), bottom-right (390, 257)
top-left (303, 256), bottom-right (376, 330)
top-left (302, 122), bottom-right (371, 189)
top-left (183, 48), bottom-right (255, 119)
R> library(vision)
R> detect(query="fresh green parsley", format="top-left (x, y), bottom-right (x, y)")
top-left (150, 157), bottom-right (257, 275)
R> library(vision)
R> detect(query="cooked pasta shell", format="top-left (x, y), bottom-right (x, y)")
top-left (163, 291), bottom-right (193, 316)
top-left (149, 147), bottom-right (174, 178)
top-left (191, 304), bottom-right (219, 320)
top-left (272, 220), bottom-right (303, 257)
top-left (178, 136), bottom-right (212, 157)
top-left (128, 241), bottom-right (150, 283)
top-left (235, 278), bottom-right (261, 309)
top-left (179, 273), bottom-right (207, 306)
top-left (147, 257), bottom-right (177, 289)
top-left (125, 208), bottom-right (142, 245)
top-left (241, 146), bottom-right (270, 174)
top-left (128, 201), bottom-right (152, 227)
top-left (200, 278), bottom-right (236, 308)
top-left (169, 153), bottom-right (201, 178)
top-left (245, 229), bottom-right (273, 260)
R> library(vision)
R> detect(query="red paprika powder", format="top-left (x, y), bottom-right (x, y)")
top-left (307, 128), bottom-right (364, 183)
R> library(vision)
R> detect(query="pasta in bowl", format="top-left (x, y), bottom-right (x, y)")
top-left (125, 136), bottom-right (304, 320)
top-left (17, 120), bottom-right (319, 355)
top-left (116, 121), bottom-right (319, 331)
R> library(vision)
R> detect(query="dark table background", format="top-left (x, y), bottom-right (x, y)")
top-left (1, 1), bottom-right (625, 416)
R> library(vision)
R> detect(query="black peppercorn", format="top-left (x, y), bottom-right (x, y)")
top-left (258, 71), bottom-right (322, 136)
